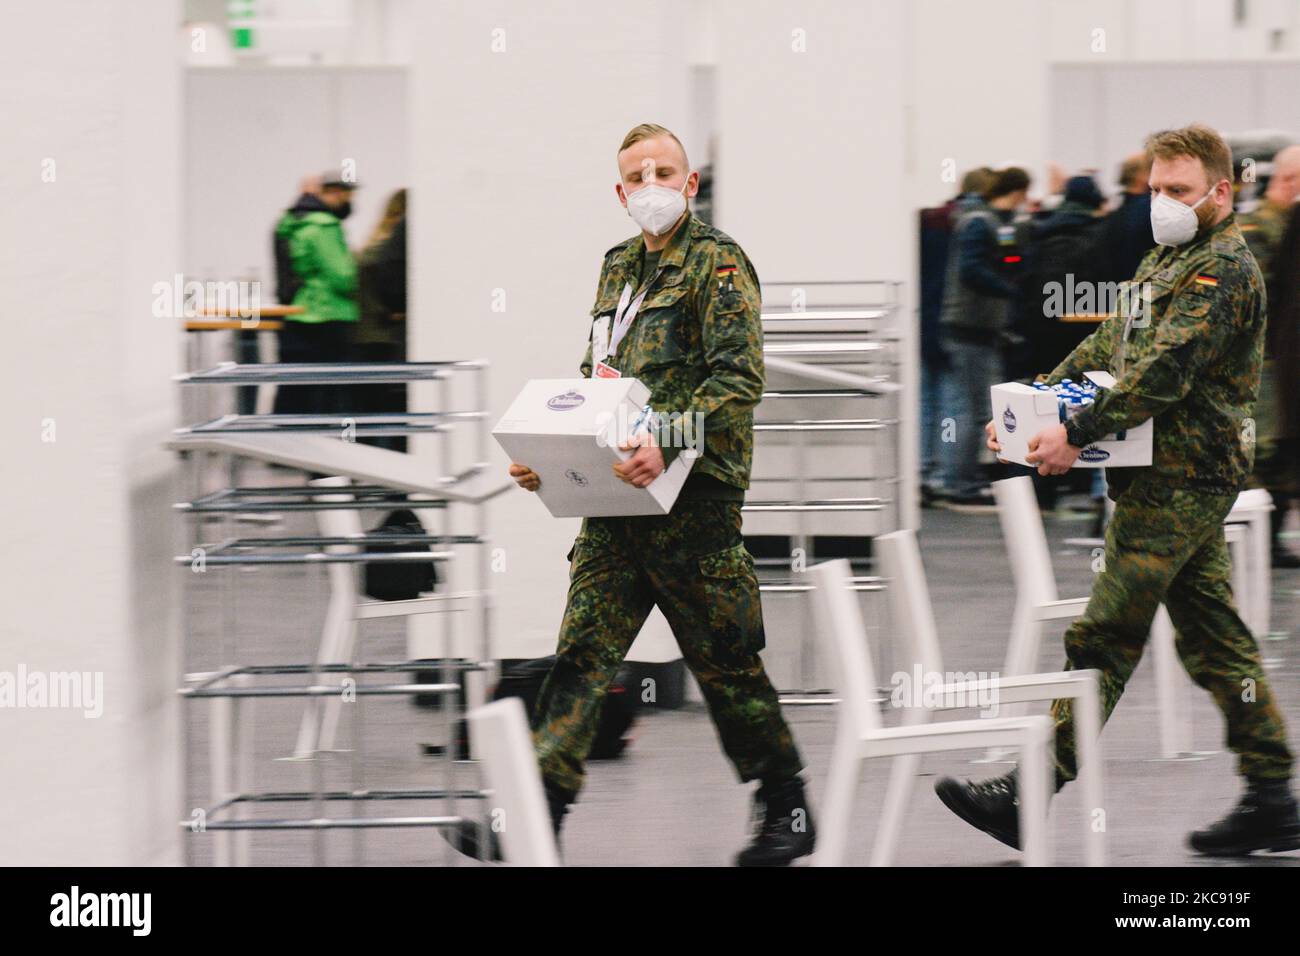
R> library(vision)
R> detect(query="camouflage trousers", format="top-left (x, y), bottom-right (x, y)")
top-left (1051, 475), bottom-right (1294, 785)
top-left (531, 498), bottom-right (805, 799)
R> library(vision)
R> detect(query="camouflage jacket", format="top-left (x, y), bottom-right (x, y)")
top-left (1048, 214), bottom-right (1266, 491)
top-left (1238, 197), bottom-right (1288, 282)
top-left (579, 215), bottom-right (764, 489)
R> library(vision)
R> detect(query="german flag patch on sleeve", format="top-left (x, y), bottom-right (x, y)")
top-left (1193, 273), bottom-right (1219, 288)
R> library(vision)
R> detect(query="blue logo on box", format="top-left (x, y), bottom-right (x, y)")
top-left (1002, 407), bottom-right (1017, 433)
top-left (547, 390), bottom-right (585, 411)
top-left (1079, 447), bottom-right (1110, 462)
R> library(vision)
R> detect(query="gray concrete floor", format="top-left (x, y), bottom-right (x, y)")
top-left (183, 468), bottom-right (1300, 866)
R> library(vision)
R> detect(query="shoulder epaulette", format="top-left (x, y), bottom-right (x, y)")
top-left (603, 236), bottom-right (637, 260)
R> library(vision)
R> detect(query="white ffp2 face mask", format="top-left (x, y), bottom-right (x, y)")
top-left (626, 179), bottom-right (689, 236)
top-left (1150, 186), bottom-right (1216, 246)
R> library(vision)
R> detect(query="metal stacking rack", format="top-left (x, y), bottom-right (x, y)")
top-left (169, 360), bottom-right (510, 866)
top-left (748, 281), bottom-right (907, 704)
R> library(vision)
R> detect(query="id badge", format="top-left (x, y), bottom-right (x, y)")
top-left (591, 315), bottom-right (612, 365)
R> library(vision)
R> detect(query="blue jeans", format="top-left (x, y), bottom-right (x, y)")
top-left (941, 338), bottom-right (1003, 497)
top-left (920, 356), bottom-right (948, 491)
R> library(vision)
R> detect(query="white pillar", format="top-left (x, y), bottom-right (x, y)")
top-left (0, 0), bottom-right (182, 864)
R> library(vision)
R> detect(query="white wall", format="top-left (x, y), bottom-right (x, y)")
top-left (1050, 61), bottom-right (1300, 181)
top-left (1047, 0), bottom-right (1300, 61)
top-left (905, 0), bottom-right (1052, 210)
top-left (906, 0), bottom-right (1300, 209)
top-left (0, 0), bottom-right (181, 865)
top-left (184, 67), bottom-right (408, 293)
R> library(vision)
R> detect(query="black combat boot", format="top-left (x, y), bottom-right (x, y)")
top-left (934, 771), bottom-right (1022, 850)
top-left (544, 781), bottom-right (573, 840)
top-left (1188, 780), bottom-right (1300, 856)
top-left (734, 776), bottom-right (816, 866)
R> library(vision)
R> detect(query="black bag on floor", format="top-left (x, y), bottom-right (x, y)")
top-left (449, 656), bottom-right (638, 760)
top-left (363, 509), bottom-right (437, 601)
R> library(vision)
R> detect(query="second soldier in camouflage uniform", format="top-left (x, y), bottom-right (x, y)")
top-left (936, 125), bottom-right (1298, 857)
top-left (516, 125), bottom-right (813, 867)
top-left (1238, 144), bottom-right (1300, 566)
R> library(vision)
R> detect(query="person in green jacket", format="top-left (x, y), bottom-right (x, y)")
top-left (272, 170), bottom-right (359, 415)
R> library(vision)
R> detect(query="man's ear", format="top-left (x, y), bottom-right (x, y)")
top-left (615, 183), bottom-right (628, 208)
top-left (685, 170), bottom-right (700, 199)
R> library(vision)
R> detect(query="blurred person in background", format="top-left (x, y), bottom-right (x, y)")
top-left (1024, 174), bottom-right (1108, 372)
top-left (1014, 174), bottom-right (1109, 516)
top-left (1242, 145), bottom-right (1300, 566)
top-left (938, 166), bottom-right (1031, 505)
top-left (918, 167), bottom-right (993, 505)
top-left (1095, 151), bottom-right (1157, 284)
top-left (351, 188), bottom-right (409, 452)
top-left (272, 169), bottom-right (359, 416)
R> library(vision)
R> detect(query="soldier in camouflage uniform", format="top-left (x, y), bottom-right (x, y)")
top-left (1239, 144), bottom-right (1300, 567)
top-left (936, 125), bottom-right (1299, 857)
top-left (508, 125), bottom-right (813, 867)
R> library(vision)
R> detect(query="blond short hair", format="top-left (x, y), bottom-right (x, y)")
top-left (618, 123), bottom-right (689, 166)
top-left (1145, 124), bottom-right (1234, 185)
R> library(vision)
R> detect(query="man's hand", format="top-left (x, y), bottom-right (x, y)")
top-left (508, 462), bottom-right (540, 492)
top-left (1025, 424), bottom-right (1081, 476)
top-left (985, 419), bottom-right (1009, 463)
top-left (614, 434), bottom-right (665, 489)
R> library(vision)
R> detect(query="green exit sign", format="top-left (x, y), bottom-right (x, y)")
top-left (228, 0), bottom-right (254, 49)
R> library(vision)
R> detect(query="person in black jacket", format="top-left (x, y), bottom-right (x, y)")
top-left (1013, 175), bottom-right (1109, 512)
top-left (919, 167), bottom-right (993, 502)
top-left (938, 167), bottom-right (1030, 504)
top-left (1095, 152), bottom-right (1156, 283)
top-left (1021, 175), bottom-right (1108, 374)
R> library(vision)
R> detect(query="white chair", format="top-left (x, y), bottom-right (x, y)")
top-left (993, 477), bottom-right (1090, 684)
top-left (809, 558), bottom-right (1056, 867)
top-left (996, 476), bottom-right (1263, 760)
top-left (874, 530), bottom-right (1105, 866)
top-left (1225, 488), bottom-right (1273, 638)
top-left (1150, 503), bottom-right (1260, 758)
top-left (294, 476), bottom-right (457, 758)
top-left (467, 697), bottom-right (561, 866)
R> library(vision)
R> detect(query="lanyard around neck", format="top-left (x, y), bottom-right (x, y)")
top-left (608, 265), bottom-right (664, 357)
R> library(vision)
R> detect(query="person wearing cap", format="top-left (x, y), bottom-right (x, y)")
top-left (1023, 174), bottom-right (1109, 374)
top-left (271, 169), bottom-right (359, 415)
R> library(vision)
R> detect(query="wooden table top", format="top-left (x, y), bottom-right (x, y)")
top-left (184, 319), bottom-right (285, 332)
top-left (197, 304), bottom-right (304, 317)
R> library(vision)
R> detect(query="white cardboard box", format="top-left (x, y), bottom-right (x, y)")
top-left (990, 370), bottom-right (1153, 468)
top-left (491, 377), bottom-right (695, 517)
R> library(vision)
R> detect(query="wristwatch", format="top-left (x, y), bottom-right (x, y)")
top-left (1063, 417), bottom-right (1090, 449)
